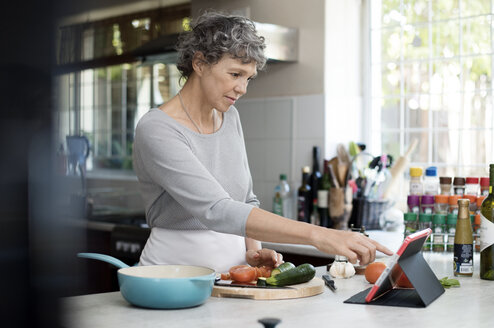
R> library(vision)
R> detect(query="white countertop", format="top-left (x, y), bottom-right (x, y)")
top-left (62, 252), bottom-right (493, 328)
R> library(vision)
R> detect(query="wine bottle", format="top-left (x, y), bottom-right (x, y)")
top-left (480, 163), bottom-right (494, 280)
top-left (318, 160), bottom-right (331, 228)
top-left (454, 198), bottom-right (473, 277)
top-left (297, 166), bottom-right (311, 223)
top-left (309, 146), bottom-right (322, 216)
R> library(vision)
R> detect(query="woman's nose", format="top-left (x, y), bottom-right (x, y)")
top-left (234, 79), bottom-right (248, 95)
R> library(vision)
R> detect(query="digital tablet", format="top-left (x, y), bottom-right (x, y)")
top-left (364, 228), bottom-right (432, 303)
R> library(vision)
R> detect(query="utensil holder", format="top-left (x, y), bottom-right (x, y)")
top-left (348, 197), bottom-right (390, 230)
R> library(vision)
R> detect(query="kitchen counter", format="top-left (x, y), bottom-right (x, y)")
top-left (62, 252), bottom-right (492, 328)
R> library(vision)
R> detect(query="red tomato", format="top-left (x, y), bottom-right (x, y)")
top-left (220, 272), bottom-right (230, 280)
top-left (255, 266), bottom-right (272, 278)
top-left (364, 262), bottom-right (387, 284)
top-left (229, 265), bottom-right (258, 283)
top-left (396, 272), bottom-right (413, 288)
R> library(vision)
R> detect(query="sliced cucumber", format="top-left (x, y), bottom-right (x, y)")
top-left (266, 263), bottom-right (316, 286)
top-left (270, 262), bottom-right (296, 277)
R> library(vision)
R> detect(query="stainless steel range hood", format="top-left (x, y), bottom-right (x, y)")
top-left (133, 22), bottom-right (298, 65)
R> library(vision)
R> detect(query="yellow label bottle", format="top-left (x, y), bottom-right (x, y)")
top-left (454, 198), bottom-right (473, 277)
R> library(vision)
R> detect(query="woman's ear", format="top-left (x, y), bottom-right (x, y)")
top-left (191, 52), bottom-right (206, 76)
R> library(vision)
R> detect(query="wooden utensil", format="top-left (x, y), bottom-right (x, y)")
top-left (382, 139), bottom-right (418, 199)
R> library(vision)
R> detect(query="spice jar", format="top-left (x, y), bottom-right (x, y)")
top-left (407, 195), bottom-right (420, 214)
top-left (409, 167), bottom-right (423, 195)
top-left (465, 177), bottom-right (479, 196)
top-left (448, 195), bottom-right (461, 215)
top-left (480, 177), bottom-right (489, 196)
top-left (423, 166), bottom-right (439, 195)
top-left (403, 212), bottom-right (418, 239)
top-left (434, 195), bottom-right (449, 214)
top-left (419, 213), bottom-right (432, 251)
top-left (474, 213), bottom-right (481, 252)
top-left (420, 195), bottom-right (434, 214)
top-left (453, 177), bottom-right (466, 196)
top-left (462, 194), bottom-right (477, 215)
top-left (439, 176), bottom-right (452, 195)
top-left (432, 214), bottom-right (446, 252)
top-left (446, 213), bottom-right (457, 252)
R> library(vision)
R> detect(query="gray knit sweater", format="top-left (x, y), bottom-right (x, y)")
top-left (132, 107), bottom-right (259, 237)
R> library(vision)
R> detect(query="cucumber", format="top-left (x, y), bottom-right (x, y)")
top-left (266, 263), bottom-right (316, 286)
top-left (270, 262), bottom-right (296, 277)
top-left (257, 277), bottom-right (267, 287)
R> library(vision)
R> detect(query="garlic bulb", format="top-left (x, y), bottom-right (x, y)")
top-left (329, 261), bottom-right (356, 279)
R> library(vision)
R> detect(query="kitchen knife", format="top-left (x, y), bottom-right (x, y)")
top-left (322, 274), bottom-right (336, 292)
top-left (214, 280), bottom-right (294, 289)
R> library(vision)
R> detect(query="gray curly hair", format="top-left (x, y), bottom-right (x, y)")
top-left (176, 11), bottom-right (267, 79)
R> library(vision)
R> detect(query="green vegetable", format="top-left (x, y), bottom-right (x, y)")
top-left (439, 277), bottom-right (460, 289)
top-left (270, 262), bottom-right (296, 277)
top-left (257, 277), bottom-right (267, 287)
top-left (266, 263), bottom-right (316, 286)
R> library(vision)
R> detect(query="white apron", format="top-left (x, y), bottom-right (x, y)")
top-left (139, 227), bottom-right (247, 273)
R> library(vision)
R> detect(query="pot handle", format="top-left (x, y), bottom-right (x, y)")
top-left (190, 274), bottom-right (215, 284)
top-left (77, 252), bottom-right (130, 269)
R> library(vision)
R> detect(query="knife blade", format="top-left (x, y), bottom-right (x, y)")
top-left (214, 280), bottom-right (294, 289)
top-left (322, 274), bottom-right (336, 292)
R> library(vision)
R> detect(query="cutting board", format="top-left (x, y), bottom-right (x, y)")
top-left (211, 277), bottom-right (325, 300)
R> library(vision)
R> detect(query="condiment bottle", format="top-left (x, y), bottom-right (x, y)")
top-left (453, 177), bottom-right (466, 196)
top-left (423, 166), bottom-right (439, 195)
top-left (419, 213), bottom-right (433, 251)
top-left (480, 164), bottom-right (494, 280)
top-left (432, 214), bottom-right (446, 252)
top-left (409, 167), bottom-right (423, 195)
top-left (448, 195), bottom-right (461, 215)
top-left (462, 194), bottom-right (477, 215)
top-left (453, 199), bottom-right (473, 277)
top-left (465, 177), bottom-right (479, 196)
top-left (480, 177), bottom-right (489, 196)
top-left (407, 195), bottom-right (420, 214)
top-left (404, 212), bottom-right (418, 239)
top-left (420, 195), bottom-right (434, 214)
top-left (434, 195), bottom-right (449, 214)
top-left (446, 213), bottom-right (457, 252)
top-left (440, 176), bottom-right (452, 195)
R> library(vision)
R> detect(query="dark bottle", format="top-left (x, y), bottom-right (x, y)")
top-left (480, 164), bottom-right (494, 280)
top-left (297, 166), bottom-right (311, 223)
top-left (318, 160), bottom-right (331, 228)
top-left (309, 146), bottom-right (322, 216)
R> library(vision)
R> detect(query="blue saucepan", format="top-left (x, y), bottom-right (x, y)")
top-left (77, 253), bottom-right (215, 309)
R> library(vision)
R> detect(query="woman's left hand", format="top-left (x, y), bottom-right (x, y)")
top-left (246, 248), bottom-right (283, 268)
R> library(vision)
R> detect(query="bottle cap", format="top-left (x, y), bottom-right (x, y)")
top-left (432, 214), bottom-right (446, 225)
top-left (407, 195), bottom-right (420, 206)
top-left (448, 195), bottom-right (462, 205)
top-left (420, 195), bottom-right (435, 205)
top-left (480, 177), bottom-right (489, 187)
top-left (466, 177), bottom-right (479, 184)
top-left (434, 195), bottom-right (449, 204)
top-left (462, 194), bottom-right (477, 204)
top-left (280, 174), bottom-right (287, 180)
top-left (302, 166), bottom-right (310, 173)
top-left (453, 177), bottom-right (465, 186)
top-left (425, 166), bottom-right (437, 177)
top-left (419, 213), bottom-right (432, 222)
top-left (404, 212), bottom-right (418, 221)
top-left (458, 198), bottom-right (470, 207)
top-left (477, 195), bottom-right (486, 207)
top-left (440, 176), bottom-right (452, 184)
top-left (447, 213), bottom-right (457, 225)
top-left (410, 167), bottom-right (423, 177)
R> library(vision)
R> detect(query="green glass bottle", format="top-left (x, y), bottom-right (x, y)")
top-left (480, 164), bottom-right (494, 280)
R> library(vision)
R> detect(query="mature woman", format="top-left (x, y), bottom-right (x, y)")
top-left (133, 12), bottom-right (392, 273)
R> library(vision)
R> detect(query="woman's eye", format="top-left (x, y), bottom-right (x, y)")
top-left (231, 73), bottom-right (240, 78)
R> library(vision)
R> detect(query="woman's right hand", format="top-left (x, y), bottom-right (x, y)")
top-left (312, 228), bottom-right (393, 265)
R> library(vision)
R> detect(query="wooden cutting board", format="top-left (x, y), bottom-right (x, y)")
top-left (211, 277), bottom-right (325, 300)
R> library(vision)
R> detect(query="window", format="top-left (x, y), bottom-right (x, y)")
top-left (370, 0), bottom-right (494, 177)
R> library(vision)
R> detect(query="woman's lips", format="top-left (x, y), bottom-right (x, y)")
top-left (226, 96), bottom-right (236, 105)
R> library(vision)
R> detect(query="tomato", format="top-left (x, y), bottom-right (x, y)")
top-left (255, 266), bottom-right (272, 278)
top-left (229, 265), bottom-right (258, 283)
top-left (364, 262), bottom-right (387, 284)
top-left (396, 272), bottom-right (413, 288)
top-left (220, 272), bottom-right (230, 280)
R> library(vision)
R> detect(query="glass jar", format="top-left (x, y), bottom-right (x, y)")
top-left (453, 177), bottom-right (466, 196)
top-left (423, 166), bottom-right (439, 195)
top-left (480, 177), bottom-right (489, 196)
top-left (446, 213), bottom-right (457, 252)
top-left (403, 212), bottom-right (418, 239)
top-left (419, 213), bottom-right (432, 251)
top-left (407, 195), bottom-right (420, 214)
top-left (409, 167), bottom-right (423, 195)
top-left (434, 195), bottom-right (449, 214)
top-left (420, 195), bottom-right (434, 214)
top-left (465, 177), bottom-right (479, 196)
top-left (448, 195), bottom-right (461, 215)
top-left (432, 214), bottom-right (446, 252)
top-left (439, 176), bottom-right (452, 195)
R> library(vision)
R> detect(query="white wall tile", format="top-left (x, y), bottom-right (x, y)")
top-left (252, 180), bottom-right (272, 211)
top-left (264, 139), bottom-right (291, 182)
top-left (295, 94), bottom-right (324, 139)
top-left (236, 99), bottom-right (266, 139)
top-left (244, 139), bottom-right (266, 182)
top-left (264, 98), bottom-right (293, 139)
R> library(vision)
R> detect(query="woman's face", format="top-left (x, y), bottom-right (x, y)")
top-left (197, 55), bottom-right (257, 112)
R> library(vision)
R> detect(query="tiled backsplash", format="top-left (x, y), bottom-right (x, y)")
top-left (236, 94), bottom-right (325, 216)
